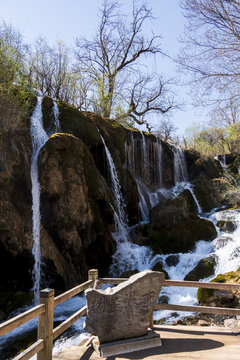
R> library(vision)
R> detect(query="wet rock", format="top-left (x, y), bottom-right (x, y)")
top-left (152, 262), bottom-right (169, 279)
top-left (230, 246), bottom-right (240, 260)
top-left (214, 236), bottom-right (233, 250)
top-left (166, 255), bottom-right (179, 267)
top-left (158, 295), bottom-right (169, 304)
top-left (84, 270), bottom-right (165, 343)
top-left (217, 220), bottom-right (237, 233)
top-left (39, 133), bottom-right (116, 289)
top-left (184, 255), bottom-right (217, 281)
top-left (197, 268), bottom-right (240, 308)
top-left (144, 189), bottom-right (217, 254)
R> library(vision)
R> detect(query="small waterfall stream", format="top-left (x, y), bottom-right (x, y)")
top-left (99, 132), bottom-right (154, 275)
top-left (30, 96), bottom-right (61, 304)
top-left (172, 145), bottom-right (202, 214)
top-left (30, 96), bottom-right (49, 305)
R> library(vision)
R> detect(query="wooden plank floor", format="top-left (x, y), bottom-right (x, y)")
top-left (53, 325), bottom-right (240, 360)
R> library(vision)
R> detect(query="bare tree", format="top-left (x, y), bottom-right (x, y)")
top-left (74, 0), bottom-right (175, 126)
top-left (154, 118), bottom-right (178, 142)
top-left (179, 0), bottom-right (240, 111)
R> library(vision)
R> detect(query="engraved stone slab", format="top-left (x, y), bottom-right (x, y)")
top-left (84, 270), bottom-right (165, 343)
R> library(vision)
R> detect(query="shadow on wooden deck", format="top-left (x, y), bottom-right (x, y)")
top-left (54, 325), bottom-right (240, 360)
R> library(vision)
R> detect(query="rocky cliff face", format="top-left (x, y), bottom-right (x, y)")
top-left (0, 94), bottom-right (225, 308)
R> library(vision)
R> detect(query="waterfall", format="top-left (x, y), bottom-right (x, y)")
top-left (30, 96), bottom-right (48, 305)
top-left (172, 145), bottom-right (202, 214)
top-left (172, 144), bottom-right (188, 183)
top-left (30, 97), bottom-right (61, 305)
top-left (52, 100), bottom-right (61, 133)
top-left (156, 138), bottom-right (163, 186)
top-left (141, 131), bottom-right (150, 184)
top-left (99, 132), bottom-right (154, 275)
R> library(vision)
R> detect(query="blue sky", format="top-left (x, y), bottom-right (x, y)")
top-left (1, 0), bottom-right (208, 136)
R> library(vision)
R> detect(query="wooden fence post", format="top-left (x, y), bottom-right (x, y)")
top-left (37, 288), bottom-right (55, 360)
top-left (88, 269), bottom-right (98, 284)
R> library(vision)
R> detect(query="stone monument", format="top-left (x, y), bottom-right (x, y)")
top-left (84, 270), bottom-right (165, 349)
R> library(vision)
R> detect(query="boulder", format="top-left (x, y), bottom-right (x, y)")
top-left (152, 262), bottom-right (169, 279)
top-left (197, 268), bottom-right (240, 308)
top-left (84, 270), bottom-right (165, 343)
top-left (217, 220), bottom-right (237, 233)
top-left (166, 255), bottom-right (179, 267)
top-left (184, 255), bottom-right (217, 281)
top-left (146, 217), bottom-right (217, 254)
top-left (39, 133), bottom-right (116, 289)
top-left (143, 189), bottom-right (217, 254)
top-left (214, 236), bottom-right (233, 250)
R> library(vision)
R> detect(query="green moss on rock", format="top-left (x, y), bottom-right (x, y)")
top-left (147, 217), bottom-right (217, 254)
top-left (197, 269), bottom-right (240, 306)
top-left (184, 255), bottom-right (217, 281)
top-left (58, 102), bottom-right (101, 148)
top-left (217, 220), bottom-right (237, 233)
top-left (193, 184), bottom-right (214, 212)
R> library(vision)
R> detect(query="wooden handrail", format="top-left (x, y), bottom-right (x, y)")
top-left (54, 280), bottom-right (93, 307)
top-left (154, 303), bottom-right (240, 316)
top-left (0, 304), bottom-right (45, 337)
top-left (13, 339), bottom-right (44, 360)
top-left (163, 280), bottom-right (240, 290)
top-left (0, 274), bottom-right (95, 360)
top-left (98, 278), bottom-right (240, 291)
top-left (2, 270), bottom-right (240, 360)
top-left (53, 305), bottom-right (87, 340)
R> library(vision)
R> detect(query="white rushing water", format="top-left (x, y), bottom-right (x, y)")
top-left (30, 96), bottom-right (61, 304)
top-left (30, 95), bottom-right (49, 305)
top-left (99, 132), bottom-right (155, 276)
top-left (172, 144), bottom-right (188, 183)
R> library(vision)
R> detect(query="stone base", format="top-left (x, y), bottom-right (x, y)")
top-left (92, 330), bottom-right (162, 358)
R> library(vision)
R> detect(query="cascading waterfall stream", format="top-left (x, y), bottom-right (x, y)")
top-left (30, 96), bottom-right (49, 305)
top-left (30, 97), bottom-right (61, 305)
top-left (172, 144), bottom-right (188, 183)
top-left (172, 144), bottom-right (202, 214)
top-left (99, 132), bottom-right (154, 275)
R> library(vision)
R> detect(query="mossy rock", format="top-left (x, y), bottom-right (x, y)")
top-left (172, 189), bottom-right (198, 214)
top-left (193, 184), bottom-right (215, 212)
top-left (58, 102), bottom-right (101, 148)
top-left (42, 96), bottom-right (54, 132)
top-left (217, 220), bottom-right (237, 233)
top-left (152, 262), bottom-right (169, 279)
top-left (197, 269), bottom-right (240, 306)
top-left (184, 255), bottom-right (217, 281)
top-left (147, 218), bottom-right (217, 254)
top-left (149, 189), bottom-right (198, 230)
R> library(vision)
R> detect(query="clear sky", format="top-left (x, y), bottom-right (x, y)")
top-left (1, 0), bottom-right (208, 137)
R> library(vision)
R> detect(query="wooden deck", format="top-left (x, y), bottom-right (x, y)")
top-left (53, 325), bottom-right (240, 360)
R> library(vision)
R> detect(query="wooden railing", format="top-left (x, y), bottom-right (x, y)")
top-left (1, 270), bottom-right (240, 360)
top-left (98, 277), bottom-right (240, 317)
top-left (0, 269), bottom-right (97, 360)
